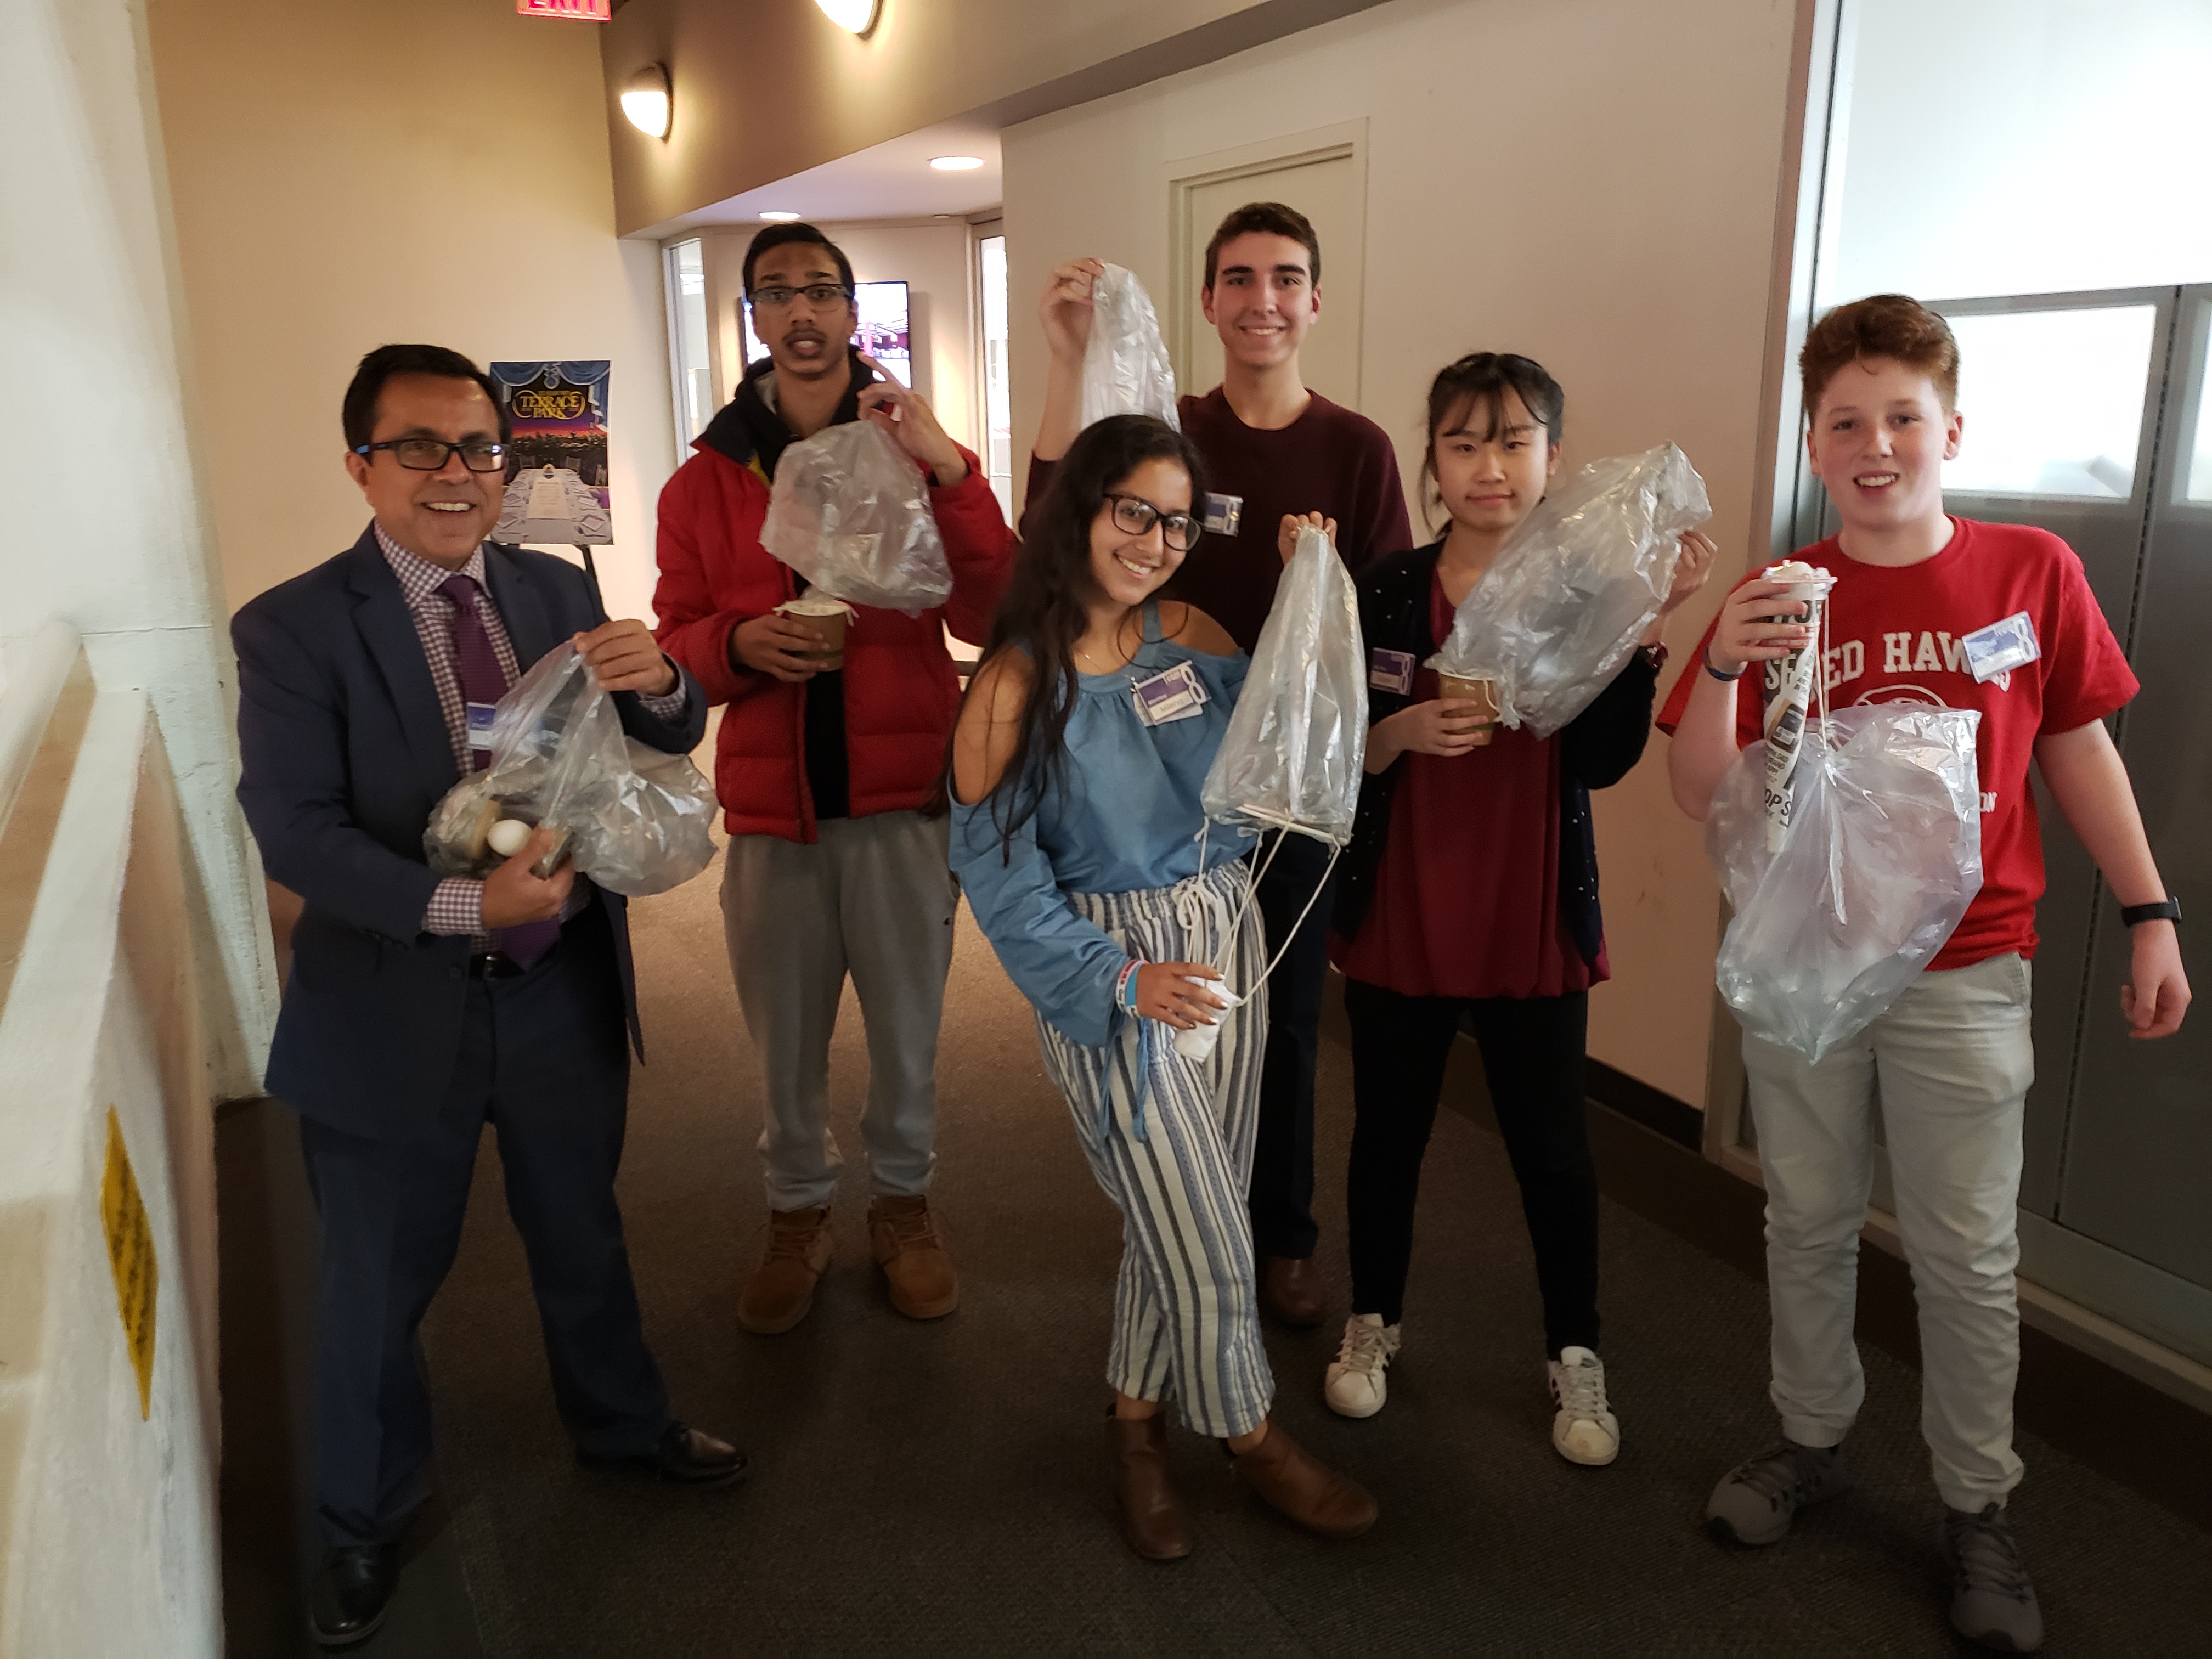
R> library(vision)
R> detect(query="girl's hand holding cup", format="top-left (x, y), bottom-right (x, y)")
top-left (1136, 962), bottom-right (1229, 1030)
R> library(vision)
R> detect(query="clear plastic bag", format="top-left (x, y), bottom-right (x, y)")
top-left (1707, 703), bottom-right (1984, 1062)
top-left (422, 644), bottom-right (719, 899)
top-left (1429, 443), bottom-right (1710, 738)
top-left (760, 418), bottom-right (952, 615)
top-left (1201, 524), bottom-right (1368, 846)
top-left (1080, 264), bottom-right (1180, 431)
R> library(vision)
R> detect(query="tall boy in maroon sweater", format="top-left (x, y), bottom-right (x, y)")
top-left (1027, 204), bottom-right (1413, 1323)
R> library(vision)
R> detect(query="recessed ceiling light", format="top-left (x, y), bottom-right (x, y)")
top-left (815, 0), bottom-right (879, 34)
top-left (619, 64), bottom-right (670, 139)
top-left (929, 155), bottom-right (985, 172)
top-left (759, 211), bottom-right (803, 222)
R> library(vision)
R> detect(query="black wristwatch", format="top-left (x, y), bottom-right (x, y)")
top-left (2120, 896), bottom-right (2182, 928)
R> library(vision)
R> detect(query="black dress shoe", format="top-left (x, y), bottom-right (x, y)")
top-left (310, 1543), bottom-right (396, 1649)
top-left (587, 1421), bottom-right (748, 1487)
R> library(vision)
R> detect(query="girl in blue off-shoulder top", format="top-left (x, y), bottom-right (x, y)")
top-left (949, 414), bottom-right (1376, 1561)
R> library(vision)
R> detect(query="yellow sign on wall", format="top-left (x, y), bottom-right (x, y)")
top-left (99, 1108), bottom-right (158, 1420)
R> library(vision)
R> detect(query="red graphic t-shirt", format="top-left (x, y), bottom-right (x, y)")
top-left (1657, 517), bottom-right (2138, 971)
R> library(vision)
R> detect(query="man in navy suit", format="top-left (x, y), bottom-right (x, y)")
top-left (234, 344), bottom-right (743, 1648)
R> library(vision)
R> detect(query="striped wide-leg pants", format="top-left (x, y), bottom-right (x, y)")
top-left (1035, 859), bottom-right (1273, 1439)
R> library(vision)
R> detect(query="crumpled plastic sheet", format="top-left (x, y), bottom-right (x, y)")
top-left (760, 418), bottom-right (952, 615)
top-left (1200, 523), bottom-right (1368, 845)
top-left (1080, 263), bottom-right (1181, 432)
top-left (1707, 704), bottom-right (1984, 1062)
top-left (1429, 442), bottom-right (1711, 738)
top-left (424, 642), bottom-right (719, 899)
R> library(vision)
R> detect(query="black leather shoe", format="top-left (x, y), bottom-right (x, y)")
top-left (1260, 1255), bottom-right (1327, 1328)
top-left (588, 1421), bottom-right (748, 1487)
top-left (310, 1543), bottom-right (396, 1649)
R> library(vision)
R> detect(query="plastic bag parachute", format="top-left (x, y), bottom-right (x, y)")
top-left (1079, 264), bottom-right (1181, 431)
top-left (760, 417), bottom-right (953, 615)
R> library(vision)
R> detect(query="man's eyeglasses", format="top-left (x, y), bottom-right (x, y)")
top-left (1105, 494), bottom-right (1201, 552)
top-left (354, 438), bottom-right (509, 473)
top-left (749, 284), bottom-right (855, 310)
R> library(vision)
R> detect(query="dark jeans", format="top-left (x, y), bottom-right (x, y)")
top-left (297, 906), bottom-right (672, 1547)
top-left (1342, 977), bottom-right (1600, 1356)
top-left (1249, 831), bottom-right (1338, 1260)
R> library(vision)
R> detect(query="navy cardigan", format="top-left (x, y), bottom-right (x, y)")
top-left (1333, 542), bottom-right (1659, 966)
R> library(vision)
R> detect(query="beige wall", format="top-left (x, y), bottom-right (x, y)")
top-left (602, 0), bottom-right (1398, 235)
top-left (146, 0), bottom-right (678, 628)
top-left (1002, 0), bottom-right (1803, 1104)
top-left (696, 220), bottom-right (980, 452)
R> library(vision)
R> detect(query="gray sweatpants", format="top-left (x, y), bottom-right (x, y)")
top-left (720, 811), bottom-right (956, 1211)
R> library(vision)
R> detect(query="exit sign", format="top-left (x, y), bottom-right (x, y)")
top-left (517, 0), bottom-right (610, 19)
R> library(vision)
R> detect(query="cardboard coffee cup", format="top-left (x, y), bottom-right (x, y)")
top-left (776, 596), bottom-right (855, 665)
top-left (1437, 673), bottom-right (1500, 747)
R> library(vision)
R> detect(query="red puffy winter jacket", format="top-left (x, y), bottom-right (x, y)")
top-left (652, 421), bottom-right (1015, 843)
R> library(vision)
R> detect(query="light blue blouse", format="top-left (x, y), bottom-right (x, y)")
top-left (951, 604), bottom-right (1252, 1047)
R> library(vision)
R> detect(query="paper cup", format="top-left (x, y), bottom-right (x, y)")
top-left (776, 597), bottom-right (854, 665)
top-left (1437, 673), bottom-right (1500, 746)
top-left (1171, 977), bottom-right (1242, 1062)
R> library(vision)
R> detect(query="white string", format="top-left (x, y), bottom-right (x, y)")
top-left (1245, 842), bottom-right (1344, 991)
top-left (1215, 826), bottom-right (1285, 974)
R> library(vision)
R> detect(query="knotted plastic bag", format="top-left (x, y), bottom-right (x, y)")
top-left (424, 642), bottom-right (719, 898)
top-left (1080, 264), bottom-right (1180, 431)
top-left (1707, 703), bottom-right (1983, 1062)
top-left (1200, 524), bottom-right (1367, 845)
top-left (760, 418), bottom-right (952, 614)
top-left (1429, 443), bottom-right (1710, 737)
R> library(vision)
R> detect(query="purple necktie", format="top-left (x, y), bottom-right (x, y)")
top-left (440, 574), bottom-right (560, 968)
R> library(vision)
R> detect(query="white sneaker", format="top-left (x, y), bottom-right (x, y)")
top-left (1324, 1313), bottom-right (1402, 1418)
top-left (1547, 1346), bottom-right (1620, 1465)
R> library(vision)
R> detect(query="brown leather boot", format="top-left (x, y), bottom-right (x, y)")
top-left (867, 1195), bottom-right (959, 1319)
top-left (736, 1206), bottom-right (833, 1335)
top-left (1107, 1411), bottom-right (1192, 1562)
top-left (1233, 1421), bottom-right (1378, 1538)
top-left (1260, 1255), bottom-right (1327, 1327)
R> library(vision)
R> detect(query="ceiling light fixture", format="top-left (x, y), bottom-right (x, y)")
top-left (619, 64), bottom-right (670, 138)
top-left (814, 0), bottom-right (881, 35)
top-left (929, 156), bottom-right (984, 172)
top-left (759, 211), bottom-right (803, 222)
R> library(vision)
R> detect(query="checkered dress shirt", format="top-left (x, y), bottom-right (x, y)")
top-left (376, 527), bottom-right (686, 944)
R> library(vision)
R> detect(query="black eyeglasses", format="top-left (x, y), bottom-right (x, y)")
top-left (749, 284), bottom-right (854, 309)
top-left (1105, 494), bottom-right (1201, 552)
top-left (354, 438), bottom-right (509, 473)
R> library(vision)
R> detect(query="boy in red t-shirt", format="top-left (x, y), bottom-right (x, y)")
top-left (1660, 295), bottom-right (2188, 1654)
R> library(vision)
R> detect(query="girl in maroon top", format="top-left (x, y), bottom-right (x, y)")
top-left (1324, 354), bottom-right (1713, 1464)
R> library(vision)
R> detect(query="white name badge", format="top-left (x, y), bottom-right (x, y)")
top-left (1202, 493), bottom-right (1243, 537)
top-left (1369, 647), bottom-right (1416, 695)
top-left (1961, 611), bottom-right (2040, 684)
top-left (1131, 661), bottom-right (1208, 726)
top-left (466, 701), bottom-right (498, 751)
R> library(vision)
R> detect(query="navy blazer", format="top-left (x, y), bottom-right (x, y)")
top-left (233, 526), bottom-right (708, 1141)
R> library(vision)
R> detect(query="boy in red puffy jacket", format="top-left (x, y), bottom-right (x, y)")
top-left (653, 224), bottom-right (1016, 1337)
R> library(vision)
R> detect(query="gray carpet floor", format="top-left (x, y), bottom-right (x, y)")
top-left (415, 836), bottom-right (2212, 1655)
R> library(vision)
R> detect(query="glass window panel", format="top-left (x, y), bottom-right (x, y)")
top-left (980, 235), bottom-right (1012, 520)
top-left (1942, 306), bottom-right (2155, 498)
top-left (2188, 303), bottom-right (2212, 503)
top-left (666, 239), bottom-right (712, 445)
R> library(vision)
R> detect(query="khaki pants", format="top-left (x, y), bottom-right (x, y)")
top-left (1742, 952), bottom-right (2034, 1511)
top-left (720, 811), bottom-right (956, 1211)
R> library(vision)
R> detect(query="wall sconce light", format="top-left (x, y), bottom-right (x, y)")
top-left (620, 64), bottom-right (671, 138)
top-left (815, 0), bottom-right (881, 36)
top-left (929, 156), bottom-right (984, 172)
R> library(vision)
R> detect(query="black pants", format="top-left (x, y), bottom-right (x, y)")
top-left (297, 906), bottom-right (671, 1547)
top-left (1342, 977), bottom-right (1600, 1356)
top-left (1249, 831), bottom-right (1338, 1260)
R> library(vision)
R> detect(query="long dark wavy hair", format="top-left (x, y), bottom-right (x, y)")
top-left (955, 413), bottom-right (1206, 857)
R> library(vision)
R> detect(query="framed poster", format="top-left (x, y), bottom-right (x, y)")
top-left (741, 281), bottom-right (912, 387)
top-left (489, 360), bottom-right (613, 544)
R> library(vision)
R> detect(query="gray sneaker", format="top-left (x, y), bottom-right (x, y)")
top-left (1705, 1440), bottom-right (1853, 1545)
top-left (1944, 1502), bottom-right (2044, 1652)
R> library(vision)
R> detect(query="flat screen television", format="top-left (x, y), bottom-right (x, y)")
top-left (741, 280), bottom-right (912, 387)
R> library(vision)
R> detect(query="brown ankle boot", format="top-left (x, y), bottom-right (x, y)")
top-left (867, 1195), bottom-right (958, 1319)
top-left (1233, 1421), bottom-right (1378, 1538)
top-left (1107, 1412), bottom-right (1192, 1561)
top-left (736, 1206), bottom-right (833, 1334)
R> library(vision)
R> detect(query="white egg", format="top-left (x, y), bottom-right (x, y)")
top-left (486, 817), bottom-right (533, 856)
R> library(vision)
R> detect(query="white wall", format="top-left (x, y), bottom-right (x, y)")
top-left (145, 0), bottom-right (680, 630)
top-left (1825, 0), bottom-right (2212, 306)
top-left (697, 219), bottom-right (981, 453)
top-left (1003, 0), bottom-right (1802, 1104)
